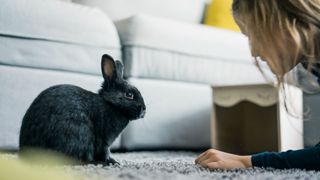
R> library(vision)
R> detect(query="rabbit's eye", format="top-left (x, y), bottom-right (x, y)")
top-left (125, 92), bottom-right (134, 100)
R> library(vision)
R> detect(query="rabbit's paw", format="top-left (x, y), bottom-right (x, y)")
top-left (91, 158), bottom-right (119, 166)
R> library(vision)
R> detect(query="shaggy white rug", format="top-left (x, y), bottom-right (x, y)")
top-left (65, 151), bottom-right (320, 180)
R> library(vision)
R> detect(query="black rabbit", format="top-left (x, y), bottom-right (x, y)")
top-left (19, 54), bottom-right (146, 165)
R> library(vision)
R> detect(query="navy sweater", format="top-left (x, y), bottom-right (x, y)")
top-left (252, 145), bottom-right (320, 170)
top-left (252, 62), bottom-right (320, 170)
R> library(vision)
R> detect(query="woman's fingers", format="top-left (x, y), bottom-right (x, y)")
top-left (195, 149), bottom-right (220, 165)
top-left (207, 162), bottom-right (222, 169)
top-left (195, 150), bottom-right (209, 164)
top-left (199, 157), bottom-right (219, 168)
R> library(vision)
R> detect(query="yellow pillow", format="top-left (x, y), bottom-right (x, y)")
top-left (204, 0), bottom-right (240, 32)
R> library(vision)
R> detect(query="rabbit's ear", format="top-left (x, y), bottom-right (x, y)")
top-left (101, 54), bottom-right (116, 83)
top-left (115, 60), bottom-right (124, 79)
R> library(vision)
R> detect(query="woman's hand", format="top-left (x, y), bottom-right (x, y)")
top-left (195, 149), bottom-right (252, 170)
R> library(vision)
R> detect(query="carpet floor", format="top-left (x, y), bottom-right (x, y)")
top-left (66, 151), bottom-right (320, 180)
top-left (2, 151), bottom-right (320, 180)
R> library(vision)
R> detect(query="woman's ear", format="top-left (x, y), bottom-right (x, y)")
top-left (101, 54), bottom-right (116, 85)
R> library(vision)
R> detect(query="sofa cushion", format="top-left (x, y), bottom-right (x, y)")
top-left (116, 15), bottom-right (275, 86)
top-left (0, 0), bottom-right (121, 75)
top-left (73, 0), bottom-right (209, 24)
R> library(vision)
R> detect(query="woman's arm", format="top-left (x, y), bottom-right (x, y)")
top-left (195, 146), bottom-right (320, 170)
top-left (252, 146), bottom-right (320, 170)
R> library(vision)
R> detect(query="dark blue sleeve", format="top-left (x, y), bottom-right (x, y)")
top-left (251, 146), bottom-right (320, 170)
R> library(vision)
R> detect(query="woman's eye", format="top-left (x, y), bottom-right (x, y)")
top-left (125, 92), bottom-right (134, 99)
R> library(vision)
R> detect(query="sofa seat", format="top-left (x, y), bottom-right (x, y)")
top-left (116, 15), bottom-right (275, 86)
top-left (0, 0), bottom-right (121, 75)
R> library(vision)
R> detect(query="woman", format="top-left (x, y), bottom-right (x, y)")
top-left (196, 0), bottom-right (320, 170)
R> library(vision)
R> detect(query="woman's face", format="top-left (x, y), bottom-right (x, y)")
top-left (232, 13), bottom-right (301, 74)
top-left (233, 14), bottom-right (268, 61)
top-left (232, 14), bottom-right (260, 57)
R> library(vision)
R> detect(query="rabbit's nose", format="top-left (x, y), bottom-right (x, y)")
top-left (138, 105), bottom-right (146, 118)
top-left (139, 110), bottom-right (146, 118)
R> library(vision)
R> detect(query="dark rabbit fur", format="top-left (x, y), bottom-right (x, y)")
top-left (19, 54), bottom-right (146, 165)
